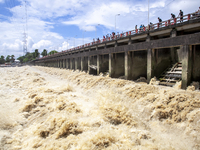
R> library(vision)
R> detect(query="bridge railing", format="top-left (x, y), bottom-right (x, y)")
top-left (39, 11), bottom-right (200, 59)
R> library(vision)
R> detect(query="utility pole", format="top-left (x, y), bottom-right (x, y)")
top-left (95, 24), bottom-right (100, 40)
top-left (74, 35), bottom-right (77, 48)
top-left (148, 0), bottom-right (149, 25)
top-left (23, 0), bottom-right (28, 55)
top-left (23, 29), bottom-right (27, 55)
top-left (115, 14), bottom-right (120, 38)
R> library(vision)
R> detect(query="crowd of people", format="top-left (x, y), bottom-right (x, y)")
top-left (94, 7), bottom-right (200, 42)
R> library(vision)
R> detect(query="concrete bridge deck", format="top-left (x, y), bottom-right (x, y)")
top-left (33, 14), bottom-right (200, 89)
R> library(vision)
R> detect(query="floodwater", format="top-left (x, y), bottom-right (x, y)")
top-left (0, 66), bottom-right (200, 150)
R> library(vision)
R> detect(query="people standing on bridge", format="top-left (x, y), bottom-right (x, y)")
top-left (158, 17), bottom-right (162, 27)
top-left (139, 24), bottom-right (143, 32)
top-left (171, 13), bottom-right (176, 19)
top-left (150, 22), bottom-right (153, 30)
top-left (178, 10), bottom-right (183, 22)
top-left (197, 7), bottom-right (200, 16)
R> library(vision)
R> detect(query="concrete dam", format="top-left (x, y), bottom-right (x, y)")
top-left (33, 13), bottom-right (200, 89)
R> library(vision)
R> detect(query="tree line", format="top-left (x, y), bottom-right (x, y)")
top-left (0, 49), bottom-right (58, 64)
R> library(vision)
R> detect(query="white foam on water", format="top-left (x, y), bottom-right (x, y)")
top-left (0, 66), bottom-right (200, 150)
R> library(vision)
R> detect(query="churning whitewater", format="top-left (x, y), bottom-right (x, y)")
top-left (0, 66), bottom-right (200, 150)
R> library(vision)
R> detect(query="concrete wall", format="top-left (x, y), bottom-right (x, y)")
top-left (154, 48), bottom-right (171, 77)
top-left (130, 50), bottom-right (147, 80)
top-left (76, 57), bottom-right (81, 70)
top-left (71, 58), bottom-right (75, 70)
top-left (67, 59), bottom-right (70, 69)
top-left (81, 57), bottom-right (88, 71)
top-left (192, 45), bottom-right (200, 81)
top-left (109, 53), bottom-right (125, 78)
top-left (98, 54), bottom-right (109, 74)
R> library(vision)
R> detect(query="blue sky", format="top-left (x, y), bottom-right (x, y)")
top-left (0, 0), bottom-right (199, 58)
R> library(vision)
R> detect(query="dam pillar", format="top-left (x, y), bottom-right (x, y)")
top-left (88, 56), bottom-right (91, 73)
top-left (75, 58), bottom-right (78, 70)
top-left (109, 53), bottom-right (114, 77)
top-left (77, 57), bottom-right (81, 70)
top-left (72, 58), bottom-right (75, 70)
top-left (65, 59), bottom-right (68, 69)
top-left (97, 55), bottom-right (100, 75)
top-left (81, 57), bottom-right (83, 71)
top-left (67, 58), bottom-right (70, 69)
top-left (125, 51), bottom-right (131, 80)
top-left (70, 58), bottom-right (73, 69)
top-left (60, 60), bottom-right (63, 68)
top-left (147, 48), bottom-right (156, 83)
top-left (63, 59), bottom-right (65, 68)
top-left (170, 29), bottom-right (177, 64)
top-left (181, 45), bottom-right (192, 89)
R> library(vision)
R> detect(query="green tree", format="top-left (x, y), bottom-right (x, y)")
top-left (11, 55), bottom-right (15, 63)
top-left (25, 52), bottom-right (34, 61)
top-left (41, 49), bottom-right (48, 57)
top-left (48, 50), bottom-right (58, 55)
top-left (6, 55), bottom-right (11, 62)
top-left (34, 49), bottom-right (40, 58)
top-left (17, 56), bottom-right (25, 63)
top-left (0, 55), bottom-right (5, 64)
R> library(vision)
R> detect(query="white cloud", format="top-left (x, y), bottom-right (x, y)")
top-left (2, 39), bottom-right (23, 51)
top-left (32, 40), bottom-right (52, 50)
top-left (0, 0), bottom-right (198, 58)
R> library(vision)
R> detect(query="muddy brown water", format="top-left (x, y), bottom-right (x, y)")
top-left (0, 66), bottom-right (200, 150)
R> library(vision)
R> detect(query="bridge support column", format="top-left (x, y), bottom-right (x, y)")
top-left (70, 58), bottom-right (73, 70)
top-left (81, 57), bottom-right (83, 71)
top-left (147, 48), bottom-right (156, 83)
top-left (109, 54), bottom-right (113, 77)
top-left (75, 58), bottom-right (78, 70)
top-left (66, 59), bottom-right (69, 69)
top-left (62, 59), bottom-right (65, 68)
top-left (88, 56), bottom-right (91, 73)
top-left (181, 45), bottom-right (192, 89)
top-left (97, 55), bottom-right (100, 75)
top-left (77, 57), bottom-right (81, 70)
top-left (125, 51), bottom-right (131, 80)
top-left (60, 60), bottom-right (63, 68)
top-left (170, 29), bottom-right (177, 64)
top-left (59, 60), bottom-right (61, 68)
top-left (65, 59), bottom-right (68, 69)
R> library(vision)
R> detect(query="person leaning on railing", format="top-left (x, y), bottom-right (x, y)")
top-left (197, 7), bottom-right (200, 16)
top-left (158, 17), bottom-right (162, 27)
top-left (171, 13), bottom-right (176, 19)
top-left (178, 10), bottom-right (183, 22)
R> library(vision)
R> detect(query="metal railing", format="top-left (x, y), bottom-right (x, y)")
top-left (38, 11), bottom-right (200, 60)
